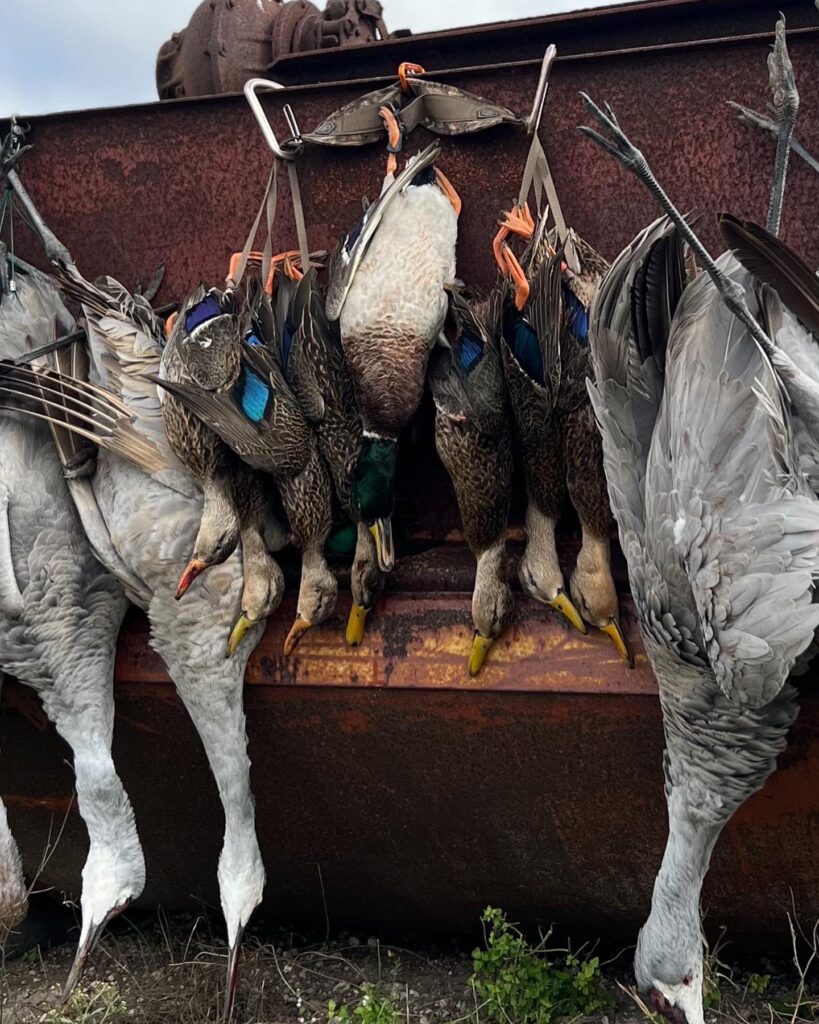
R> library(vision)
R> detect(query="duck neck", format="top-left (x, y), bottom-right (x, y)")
top-left (521, 505), bottom-right (563, 600)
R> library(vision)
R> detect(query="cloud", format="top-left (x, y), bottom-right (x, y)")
top-left (1, 0), bottom-right (626, 118)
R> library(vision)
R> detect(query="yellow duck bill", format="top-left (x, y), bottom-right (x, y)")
top-left (226, 613), bottom-right (256, 658)
top-left (468, 632), bottom-right (495, 677)
top-left (600, 616), bottom-right (634, 668)
top-left (548, 589), bottom-right (588, 634)
top-left (283, 616), bottom-right (312, 656)
top-left (369, 518), bottom-right (395, 572)
top-left (345, 603), bottom-right (370, 646)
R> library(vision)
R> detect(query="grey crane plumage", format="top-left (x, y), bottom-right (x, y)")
top-left (589, 217), bottom-right (819, 1024)
top-left (0, 257), bottom-right (143, 990)
top-left (0, 250), bottom-right (266, 1017)
top-left (580, 20), bottom-right (819, 1020)
top-left (45, 264), bottom-right (266, 1022)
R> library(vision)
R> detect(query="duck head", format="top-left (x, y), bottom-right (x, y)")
top-left (569, 538), bottom-right (633, 666)
top-left (469, 543), bottom-right (514, 676)
top-left (284, 548), bottom-right (338, 655)
top-left (346, 522), bottom-right (385, 646)
top-left (353, 435), bottom-right (398, 573)
top-left (227, 546), bottom-right (285, 658)
top-left (177, 481), bottom-right (242, 598)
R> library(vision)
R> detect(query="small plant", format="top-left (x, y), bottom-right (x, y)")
top-left (327, 982), bottom-right (401, 1024)
top-left (470, 906), bottom-right (611, 1024)
top-left (747, 972), bottom-right (771, 997)
top-left (42, 981), bottom-right (128, 1024)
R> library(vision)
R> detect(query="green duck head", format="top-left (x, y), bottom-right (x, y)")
top-left (353, 436), bottom-right (398, 572)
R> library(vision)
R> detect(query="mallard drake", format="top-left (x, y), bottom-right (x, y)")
top-left (275, 265), bottom-right (383, 646)
top-left (156, 286), bottom-right (337, 654)
top-left (326, 140), bottom-right (460, 573)
top-left (494, 210), bottom-right (631, 664)
top-left (429, 290), bottom-right (513, 675)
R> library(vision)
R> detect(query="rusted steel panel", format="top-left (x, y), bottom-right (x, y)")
top-left (4, 4), bottom-right (819, 299)
top-left (268, 0), bottom-right (819, 85)
top-left (3, 678), bottom-right (819, 947)
top-left (113, 592), bottom-right (653, 693)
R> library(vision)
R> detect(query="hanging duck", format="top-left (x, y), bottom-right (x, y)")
top-left (326, 132), bottom-right (460, 574)
top-left (274, 261), bottom-right (384, 646)
top-left (429, 290), bottom-right (514, 675)
top-left (155, 283), bottom-right (337, 655)
top-left (494, 207), bottom-right (632, 665)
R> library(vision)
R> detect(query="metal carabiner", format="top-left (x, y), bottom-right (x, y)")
top-left (243, 78), bottom-right (304, 161)
top-left (525, 45), bottom-right (557, 136)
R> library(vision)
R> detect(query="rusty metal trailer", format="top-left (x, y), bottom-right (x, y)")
top-left (2, 0), bottom-right (819, 949)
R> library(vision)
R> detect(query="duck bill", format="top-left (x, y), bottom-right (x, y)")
top-left (223, 925), bottom-right (244, 1023)
top-left (601, 617), bottom-right (634, 668)
top-left (468, 632), bottom-right (494, 677)
top-left (175, 557), bottom-right (208, 599)
top-left (226, 613), bottom-right (256, 658)
top-left (548, 589), bottom-right (587, 635)
top-left (369, 518), bottom-right (395, 573)
top-left (283, 616), bottom-right (312, 656)
top-left (345, 603), bottom-right (370, 647)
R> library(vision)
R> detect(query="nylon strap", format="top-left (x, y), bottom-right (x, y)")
top-left (287, 160), bottom-right (311, 275)
top-left (517, 133), bottom-right (580, 273)
top-left (227, 161), bottom-right (278, 288)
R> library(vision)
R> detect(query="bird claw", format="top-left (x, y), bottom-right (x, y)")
top-left (498, 202), bottom-right (535, 240)
top-left (768, 16), bottom-right (799, 124)
top-left (579, 93), bottom-right (646, 173)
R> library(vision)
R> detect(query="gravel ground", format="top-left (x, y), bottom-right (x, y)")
top-left (1, 909), bottom-right (813, 1024)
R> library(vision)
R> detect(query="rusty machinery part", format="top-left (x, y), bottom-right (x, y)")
top-left (157, 0), bottom-right (400, 100)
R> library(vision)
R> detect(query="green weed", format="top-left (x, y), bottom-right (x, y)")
top-left (470, 906), bottom-right (610, 1024)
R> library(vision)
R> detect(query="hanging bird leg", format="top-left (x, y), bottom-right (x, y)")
top-left (499, 202), bottom-right (535, 240)
top-left (765, 16), bottom-right (799, 237)
top-left (397, 62), bottom-right (426, 93)
top-left (492, 223), bottom-right (531, 310)
top-left (378, 104), bottom-right (402, 178)
top-left (728, 102), bottom-right (819, 177)
top-left (434, 168), bottom-right (462, 217)
top-left (578, 93), bottom-right (778, 361)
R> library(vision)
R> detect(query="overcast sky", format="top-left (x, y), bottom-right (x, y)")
top-left (1, 0), bottom-right (628, 118)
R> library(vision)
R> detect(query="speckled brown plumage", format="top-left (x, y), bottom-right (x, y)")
top-left (564, 401), bottom-right (614, 541)
top-left (282, 269), bottom-right (362, 519)
top-left (430, 298), bottom-right (513, 554)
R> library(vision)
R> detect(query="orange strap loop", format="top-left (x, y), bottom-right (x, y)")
top-left (397, 62), bottom-right (426, 93)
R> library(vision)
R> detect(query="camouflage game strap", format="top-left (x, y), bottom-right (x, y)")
top-left (301, 78), bottom-right (521, 147)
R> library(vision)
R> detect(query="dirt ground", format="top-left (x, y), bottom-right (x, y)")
top-left (1, 908), bottom-right (815, 1024)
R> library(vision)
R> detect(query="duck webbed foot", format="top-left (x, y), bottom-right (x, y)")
top-left (434, 167), bottom-right (462, 217)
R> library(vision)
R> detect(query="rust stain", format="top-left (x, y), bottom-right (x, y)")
top-left (5, 793), bottom-right (76, 814)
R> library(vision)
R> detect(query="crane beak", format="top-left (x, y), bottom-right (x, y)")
top-left (226, 613), bottom-right (256, 658)
top-left (283, 616), bottom-right (312, 656)
top-left (548, 589), bottom-right (587, 634)
top-left (600, 617), bottom-right (634, 668)
top-left (62, 903), bottom-right (124, 1001)
top-left (369, 519), bottom-right (395, 573)
top-left (468, 632), bottom-right (494, 677)
top-left (345, 603), bottom-right (370, 646)
top-left (223, 925), bottom-right (244, 1023)
top-left (175, 557), bottom-right (208, 599)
